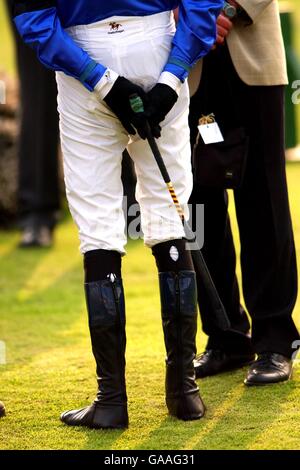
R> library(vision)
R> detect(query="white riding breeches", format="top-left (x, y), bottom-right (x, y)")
top-left (56, 12), bottom-right (192, 254)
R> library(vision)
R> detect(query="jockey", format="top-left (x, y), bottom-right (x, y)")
top-left (13, 0), bottom-right (223, 429)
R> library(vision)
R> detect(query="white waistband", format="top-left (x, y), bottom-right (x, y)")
top-left (66, 11), bottom-right (175, 40)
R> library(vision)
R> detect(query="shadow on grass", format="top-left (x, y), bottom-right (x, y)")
top-left (0, 235), bottom-right (151, 368)
top-left (125, 371), bottom-right (244, 450)
top-left (191, 377), bottom-right (297, 450)
top-left (70, 426), bottom-right (128, 451)
top-left (187, 375), bottom-right (297, 450)
top-left (125, 369), bottom-right (297, 450)
top-left (0, 245), bottom-right (84, 365)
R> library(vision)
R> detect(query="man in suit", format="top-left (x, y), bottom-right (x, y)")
top-left (6, 0), bottom-right (60, 247)
top-left (189, 0), bottom-right (299, 385)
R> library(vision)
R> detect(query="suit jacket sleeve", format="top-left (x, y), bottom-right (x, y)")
top-left (237, 0), bottom-right (274, 24)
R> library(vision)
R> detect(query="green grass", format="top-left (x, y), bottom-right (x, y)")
top-left (0, 4), bottom-right (15, 76)
top-left (0, 162), bottom-right (300, 450)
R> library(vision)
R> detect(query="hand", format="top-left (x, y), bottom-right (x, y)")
top-left (216, 13), bottom-right (233, 45)
top-left (104, 76), bottom-right (149, 139)
top-left (146, 84), bottom-right (178, 138)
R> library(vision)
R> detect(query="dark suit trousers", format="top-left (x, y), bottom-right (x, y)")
top-left (189, 45), bottom-right (299, 357)
top-left (6, 0), bottom-right (60, 228)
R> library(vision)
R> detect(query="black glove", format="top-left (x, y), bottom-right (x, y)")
top-left (104, 76), bottom-right (148, 139)
top-left (146, 84), bottom-right (178, 138)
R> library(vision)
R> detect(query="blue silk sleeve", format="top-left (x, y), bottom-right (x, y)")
top-left (164, 0), bottom-right (224, 81)
top-left (14, 6), bottom-right (106, 91)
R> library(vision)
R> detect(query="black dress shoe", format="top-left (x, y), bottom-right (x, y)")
top-left (19, 224), bottom-right (53, 248)
top-left (244, 352), bottom-right (292, 386)
top-left (194, 349), bottom-right (255, 379)
top-left (0, 401), bottom-right (5, 418)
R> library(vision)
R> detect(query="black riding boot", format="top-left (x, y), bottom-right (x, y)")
top-left (159, 270), bottom-right (205, 420)
top-left (61, 274), bottom-right (128, 429)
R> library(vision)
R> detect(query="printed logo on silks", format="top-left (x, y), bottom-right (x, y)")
top-left (108, 22), bottom-right (124, 34)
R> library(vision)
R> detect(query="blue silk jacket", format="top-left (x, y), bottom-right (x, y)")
top-left (13, 0), bottom-right (223, 91)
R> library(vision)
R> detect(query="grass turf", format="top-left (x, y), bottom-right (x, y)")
top-left (0, 162), bottom-right (300, 450)
top-left (0, 4), bottom-right (15, 76)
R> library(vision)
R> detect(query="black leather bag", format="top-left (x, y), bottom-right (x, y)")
top-left (191, 47), bottom-right (249, 190)
top-left (192, 123), bottom-right (249, 189)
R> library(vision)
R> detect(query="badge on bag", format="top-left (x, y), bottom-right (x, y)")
top-left (198, 113), bottom-right (224, 145)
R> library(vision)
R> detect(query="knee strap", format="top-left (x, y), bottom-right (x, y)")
top-left (158, 271), bottom-right (197, 318)
top-left (85, 276), bottom-right (125, 328)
